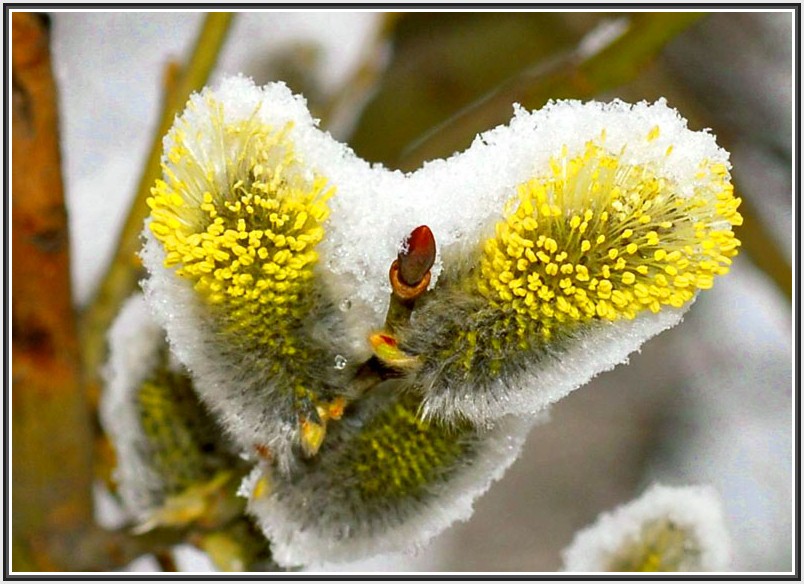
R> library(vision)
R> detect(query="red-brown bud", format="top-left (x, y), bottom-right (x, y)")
top-left (397, 225), bottom-right (436, 287)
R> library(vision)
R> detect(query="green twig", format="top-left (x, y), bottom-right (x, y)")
top-left (78, 13), bottom-right (234, 403)
top-left (69, 523), bottom-right (190, 571)
top-left (397, 12), bottom-right (703, 170)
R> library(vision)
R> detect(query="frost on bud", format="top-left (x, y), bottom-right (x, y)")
top-left (395, 100), bottom-right (741, 424)
top-left (101, 295), bottom-right (241, 531)
top-left (561, 484), bottom-right (731, 572)
top-left (242, 386), bottom-right (537, 567)
top-left (140, 76), bottom-right (363, 470)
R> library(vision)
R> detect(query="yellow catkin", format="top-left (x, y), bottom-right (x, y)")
top-left (350, 393), bottom-right (470, 500)
top-left (477, 140), bottom-right (742, 342)
top-left (146, 96), bottom-right (334, 407)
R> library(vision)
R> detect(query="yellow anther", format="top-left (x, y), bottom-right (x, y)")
top-left (575, 265), bottom-right (590, 281)
top-left (252, 476), bottom-right (271, 500)
top-left (300, 418), bottom-right (327, 458)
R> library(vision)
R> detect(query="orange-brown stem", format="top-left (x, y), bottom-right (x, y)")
top-left (11, 12), bottom-right (95, 571)
top-left (389, 260), bottom-right (432, 301)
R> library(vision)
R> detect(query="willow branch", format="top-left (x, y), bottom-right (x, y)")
top-left (397, 12), bottom-right (703, 170)
top-left (732, 190), bottom-right (792, 300)
top-left (68, 524), bottom-right (191, 571)
top-left (11, 12), bottom-right (94, 571)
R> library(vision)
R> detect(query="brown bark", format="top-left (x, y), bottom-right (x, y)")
top-left (11, 12), bottom-right (94, 571)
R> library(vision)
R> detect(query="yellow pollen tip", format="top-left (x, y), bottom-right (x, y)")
top-left (369, 332), bottom-right (422, 370)
top-left (300, 418), bottom-right (327, 457)
top-left (252, 476), bottom-right (270, 500)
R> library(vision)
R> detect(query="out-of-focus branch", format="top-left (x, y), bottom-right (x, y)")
top-left (319, 12), bottom-right (400, 137)
top-left (11, 12), bottom-right (94, 571)
top-left (154, 549), bottom-right (180, 572)
top-left (732, 192), bottom-right (792, 300)
top-left (78, 12), bottom-right (234, 410)
top-left (11, 13), bottom-right (235, 573)
top-left (397, 12), bottom-right (703, 170)
top-left (70, 524), bottom-right (190, 571)
top-left (10, 12), bottom-right (199, 573)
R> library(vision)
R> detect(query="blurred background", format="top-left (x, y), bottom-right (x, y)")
top-left (41, 10), bottom-right (793, 572)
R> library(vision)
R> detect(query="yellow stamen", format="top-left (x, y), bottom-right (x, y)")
top-left (476, 140), bottom-right (741, 341)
